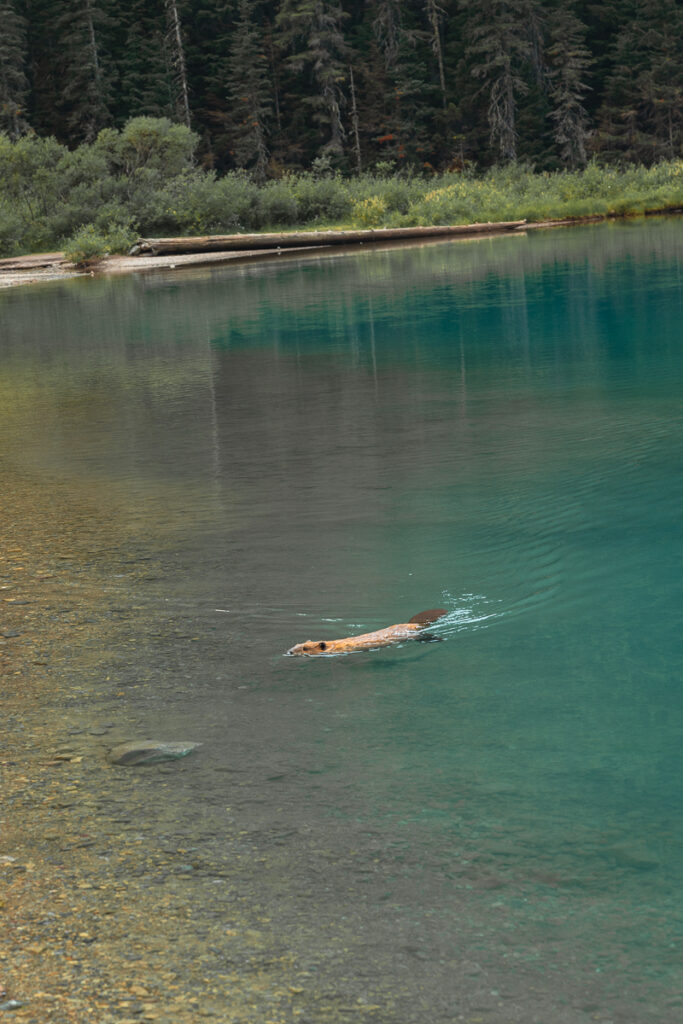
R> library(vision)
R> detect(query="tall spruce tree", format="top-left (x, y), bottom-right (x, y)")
top-left (367, 0), bottom-right (436, 166)
top-left (597, 0), bottom-right (683, 161)
top-left (372, 0), bottom-right (402, 71)
top-left (0, 0), bottom-right (29, 137)
top-left (546, 3), bottom-right (592, 167)
top-left (116, 0), bottom-right (174, 123)
top-left (276, 0), bottom-right (349, 159)
top-left (227, 0), bottom-right (272, 180)
top-left (461, 0), bottom-right (532, 161)
top-left (51, 0), bottom-right (113, 142)
top-left (180, 0), bottom-right (233, 165)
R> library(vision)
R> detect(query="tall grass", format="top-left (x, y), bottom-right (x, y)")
top-left (399, 161), bottom-right (683, 227)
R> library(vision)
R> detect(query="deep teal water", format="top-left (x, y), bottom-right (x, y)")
top-left (2, 219), bottom-right (682, 1020)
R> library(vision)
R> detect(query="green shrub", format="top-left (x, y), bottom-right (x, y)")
top-left (380, 179), bottom-right (423, 214)
top-left (95, 117), bottom-right (198, 179)
top-left (211, 172), bottom-right (261, 231)
top-left (291, 175), bottom-right (353, 223)
top-left (257, 180), bottom-right (299, 227)
top-left (63, 224), bottom-right (111, 265)
top-left (98, 220), bottom-right (137, 253)
top-left (151, 169), bottom-right (258, 235)
top-left (0, 133), bottom-right (66, 218)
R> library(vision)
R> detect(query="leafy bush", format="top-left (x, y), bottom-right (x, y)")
top-left (95, 117), bottom-right (198, 179)
top-left (379, 179), bottom-right (423, 214)
top-left (96, 219), bottom-right (138, 253)
top-left (62, 224), bottom-right (111, 265)
top-left (62, 219), bottom-right (137, 265)
top-left (0, 133), bottom-right (66, 216)
top-left (257, 180), bottom-right (299, 227)
top-left (160, 170), bottom-right (261, 234)
top-left (290, 175), bottom-right (353, 222)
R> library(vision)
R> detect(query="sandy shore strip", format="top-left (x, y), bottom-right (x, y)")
top-left (0, 220), bottom-right (537, 289)
top-left (3, 212), bottom-right (682, 290)
top-left (0, 247), bottom-right (324, 289)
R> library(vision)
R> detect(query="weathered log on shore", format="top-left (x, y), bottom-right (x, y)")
top-left (0, 252), bottom-right (67, 271)
top-left (129, 221), bottom-right (526, 257)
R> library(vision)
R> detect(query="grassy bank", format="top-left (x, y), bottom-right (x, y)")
top-left (1, 119), bottom-right (682, 262)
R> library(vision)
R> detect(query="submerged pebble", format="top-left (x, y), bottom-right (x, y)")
top-left (608, 842), bottom-right (660, 871)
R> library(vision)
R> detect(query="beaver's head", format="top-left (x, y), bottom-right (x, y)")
top-left (286, 640), bottom-right (330, 657)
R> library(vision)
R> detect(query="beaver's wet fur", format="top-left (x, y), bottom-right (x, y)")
top-left (286, 608), bottom-right (448, 657)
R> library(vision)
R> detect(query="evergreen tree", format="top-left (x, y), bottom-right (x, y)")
top-left (117, 0), bottom-right (174, 124)
top-left (276, 0), bottom-right (349, 159)
top-left (0, 0), bottom-right (29, 137)
top-left (366, 0), bottom-right (436, 166)
top-left (372, 0), bottom-right (402, 71)
top-left (546, 3), bottom-right (592, 167)
top-left (460, 0), bottom-right (531, 162)
top-left (597, 0), bottom-right (683, 161)
top-left (227, 0), bottom-right (272, 180)
top-left (180, 0), bottom-right (233, 166)
top-left (51, 0), bottom-right (113, 142)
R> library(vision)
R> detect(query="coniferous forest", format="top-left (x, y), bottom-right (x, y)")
top-left (2, 0), bottom-right (682, 174)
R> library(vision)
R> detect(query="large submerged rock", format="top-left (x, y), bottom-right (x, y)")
top-left (107, 740), bottom-right (201, 766)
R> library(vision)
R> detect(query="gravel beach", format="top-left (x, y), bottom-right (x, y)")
top-left (1, 473), bottom-right (314, 1024)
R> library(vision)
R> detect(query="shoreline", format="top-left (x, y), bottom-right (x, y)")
top-left (0, 219), bottom-right (525, 291)
top-left (2, 211), bottom-right (678, 291)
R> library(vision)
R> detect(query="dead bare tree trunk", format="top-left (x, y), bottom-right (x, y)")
top-left (349, 65), bottom-right (362, 174)
top-left (130, 221), bottom-right (526, 256)
top-left (425, 0), bottom-right (447, 108)
top-left (164, 0), bottom-right (191, 127)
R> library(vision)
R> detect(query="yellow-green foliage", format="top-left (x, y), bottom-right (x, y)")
top-left (401, 160), bottom-right (683, 227)
top-left (352, 196), bottom-right (388, 227)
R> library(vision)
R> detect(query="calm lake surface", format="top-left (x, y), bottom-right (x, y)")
top-left (2, 219), bottom-right (682, 1021)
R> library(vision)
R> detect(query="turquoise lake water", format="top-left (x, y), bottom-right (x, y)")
top-left (2, 219), bottom-right (682, 1021)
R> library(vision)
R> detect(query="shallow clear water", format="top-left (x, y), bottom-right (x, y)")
top-left (2, 219), bottom-right (682, 1020)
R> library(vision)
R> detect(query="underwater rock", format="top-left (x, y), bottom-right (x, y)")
top-left (608, 841), bottom-right (659, 871)
top-left (107, 740), bottom-right (201, 766)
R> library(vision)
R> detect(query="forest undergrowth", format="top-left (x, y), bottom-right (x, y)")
top-left (1, 118), bottom-right (682, 262)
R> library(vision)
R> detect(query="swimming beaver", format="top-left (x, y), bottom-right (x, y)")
top-left (286, 608), bottom-right (448, 656)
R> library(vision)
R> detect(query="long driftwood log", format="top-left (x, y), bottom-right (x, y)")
top-left (0, 252), bottom-right (68, 271)
top-left (129, 221), bottom-right (526, 256)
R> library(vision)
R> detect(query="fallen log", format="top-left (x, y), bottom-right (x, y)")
top-left (0, 252), bottom-right (67, 271)
top-left (129, 221), bottom-right (526, 257)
